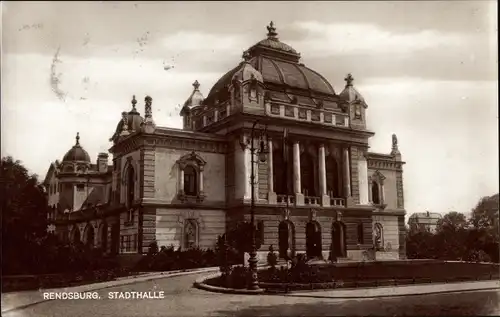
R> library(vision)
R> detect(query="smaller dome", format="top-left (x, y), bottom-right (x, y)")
top-left (183, 80), bottom-right (204, 108)
top-left (111, 96), bottom-right (144, 141)
top-left (232, 55), bottom-right (263, 83)
top-left (62, 132), bottom-right (91, 163)
top-left (339, 73), bottom-right (367, 106)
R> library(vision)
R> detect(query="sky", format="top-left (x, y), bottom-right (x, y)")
top-left (2, 1), bottom-right (498, 217)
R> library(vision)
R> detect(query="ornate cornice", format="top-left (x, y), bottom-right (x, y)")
top-left (145, 135), bottom-right (227, 154)
top-left (109, 131), bottom-right (228, 156)
top-left (367, 158), bottom-right (404, 171)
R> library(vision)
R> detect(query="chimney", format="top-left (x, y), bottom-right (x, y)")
top-left (97, 153), bottom-right (109, 173)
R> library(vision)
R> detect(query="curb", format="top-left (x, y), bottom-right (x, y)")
top-left (193, 272), bottom-right (265, 295)
top-left (1, 266), bottom-right (221, 314)
top-left (283, 281), bottom-right (500, 299)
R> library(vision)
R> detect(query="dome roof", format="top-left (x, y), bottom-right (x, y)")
top-left (205, 22), bottom-right (336, 101)
top-left (183, 80), bottom-right (205, 108)
top-left (62, 132), bottom-right (91, 163)
top-left (338, 73), bottom-right (367, 106)
top-left (111, 96), bottom-right (144, 142)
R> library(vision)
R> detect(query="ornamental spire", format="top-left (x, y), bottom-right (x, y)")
top-left (75, 132), bottom-right (80, 146)
top-left (242, 50), bottom-right (251, 62)
top-left (266, 21), bottom-right (278, 40)
top-left (131, 95), bottom-right (137, 111)
top-left (192, 80), bottom-right (200, 91)
top-left (345, 73), bottom-right (354, 87)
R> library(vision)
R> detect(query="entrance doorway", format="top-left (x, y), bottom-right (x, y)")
top-left (331, 221), bottom-right (346, 258)
top-left (306, 221), bottom-right (322, 258)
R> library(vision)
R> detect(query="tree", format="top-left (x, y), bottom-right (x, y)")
top-left (470, 194), bottom-right (499, 239)
top-left (469, 194), bottom-right (499, 262)
top-left (406, 228), bottom-right (437, 259)
top-left (1, 156), bottom-right (49, 274)
top-left (436, 211), bottom-right (469, 232)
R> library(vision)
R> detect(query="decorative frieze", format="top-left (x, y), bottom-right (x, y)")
top-left (396, 171), bottom-right (404, 209)
top-left (367, 159), bottom-right (403, 171)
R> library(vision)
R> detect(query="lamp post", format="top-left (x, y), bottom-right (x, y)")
top-left (239, 120), bottom-right (268, 290)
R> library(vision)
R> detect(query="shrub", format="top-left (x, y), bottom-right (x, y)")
top-left (228, 265), bottom-right (249, 289)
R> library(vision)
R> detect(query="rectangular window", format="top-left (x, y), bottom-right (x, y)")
top-left (120, 235), bottom-right (134, 252)
top-left (132, 234), bottom-right (138, 252)
top-left (76, 184), bottom-right (85, 191)
top-left (127, 209), bottom-right (134, 223)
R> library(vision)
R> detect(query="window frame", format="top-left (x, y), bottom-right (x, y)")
top-left (177, 151), bottom-right (207, 203)
top-left (368, 170), bottom-right (386, 208)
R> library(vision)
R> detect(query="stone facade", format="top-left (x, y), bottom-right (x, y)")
top-left (44, 22), bottom-right (407, 262)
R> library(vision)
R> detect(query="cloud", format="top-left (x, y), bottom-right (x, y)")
top-left (161, 31), bottom-right (248, 54)
top-left (2, 52), bottom-right (223, 178)
top-left (288, 21), bottom-right (468, 56)
top-left (357, 78), bottom-right (498, 215)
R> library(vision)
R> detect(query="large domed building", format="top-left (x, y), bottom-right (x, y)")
top-left (44, 22), bottom-right (407, 262)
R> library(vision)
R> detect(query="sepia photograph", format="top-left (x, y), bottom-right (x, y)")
top-left (1, 1), bottom-right (498, 316)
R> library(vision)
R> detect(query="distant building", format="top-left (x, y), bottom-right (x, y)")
top-left (43, 22), bottom-right (408, 263)
top-left (408, 211), bottom-right (443, 233)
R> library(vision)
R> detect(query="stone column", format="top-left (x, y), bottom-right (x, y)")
top-left (293, 141), bottom-right (304, 205)
top-left (198, 169), bottom-right (204, 194)
top-left (244, 147), bottom-right (251, 200)
top-left (267, 139), bottom-right (277, 203)
top-left (380, 183), bottom-right (385, 204)
top-left (179, 169), bottom-right (185, 193)
top-left (319, 144), bottom-right (329, 206)
top-left (343, 147), bottom-right (352, 198)
top-left (358, 153), bottom-right (369, 205)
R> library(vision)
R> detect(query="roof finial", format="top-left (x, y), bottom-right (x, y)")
top-left (266, 21), bottom-right (278, 40)
top-left (75, 132), bottom-right (80, 146)
top-left (242, 50), bottom-right (251, 62)
top-left (391, 133), bottom-right (401, 157)
top-left (193, 80), bottom-right (200, 91)
top-left (345, 73), bottom-right (354, 87)
top-left (131, 95), bottom-right (137, 110)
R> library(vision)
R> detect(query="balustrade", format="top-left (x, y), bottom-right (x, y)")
top-left (266, 103), bottom-right (349, 128)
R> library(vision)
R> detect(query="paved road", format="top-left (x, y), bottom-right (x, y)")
top-left (4, 273), bottom-right (499, 317)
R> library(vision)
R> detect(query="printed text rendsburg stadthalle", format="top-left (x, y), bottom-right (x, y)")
top-left (43, 291), bottom-right (166, 300)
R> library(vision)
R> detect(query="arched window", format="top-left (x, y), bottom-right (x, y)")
top-left (371, 181), bottom-right (380, 205)
top-left (126, 166), bottom-right (135, 223)
top-left (306, 221), bottom-right (322, 258)
top-left (357, 222), bottom-right (364, 244)
top-left (177, 151), bottom-right (206, 201)
top-left (99, 223), bottom-right (108, 252)
top-left (183, 165), bottom-right (198, 196)
top-left (71, 226), bottom-right (81, 246)
top-left (127, 166), bottom-right (135, 208)
top-left (84, 224), bottom-right (95, 249)
top-left (331, 221), bottom-right (346, 258)
top-left (369, 170), bottom-right (386, 206)
top-left (184, 219), bottom-right (198, 249)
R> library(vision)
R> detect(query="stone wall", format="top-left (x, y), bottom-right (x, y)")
top-left (367, 168), bottom-right (398, 209)
top-left (154, 208), bottom-right (226, 249)
top-left (154, 148), bottom-right (226, 203)
top-left (372, 214), bottom-right (400, 252)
